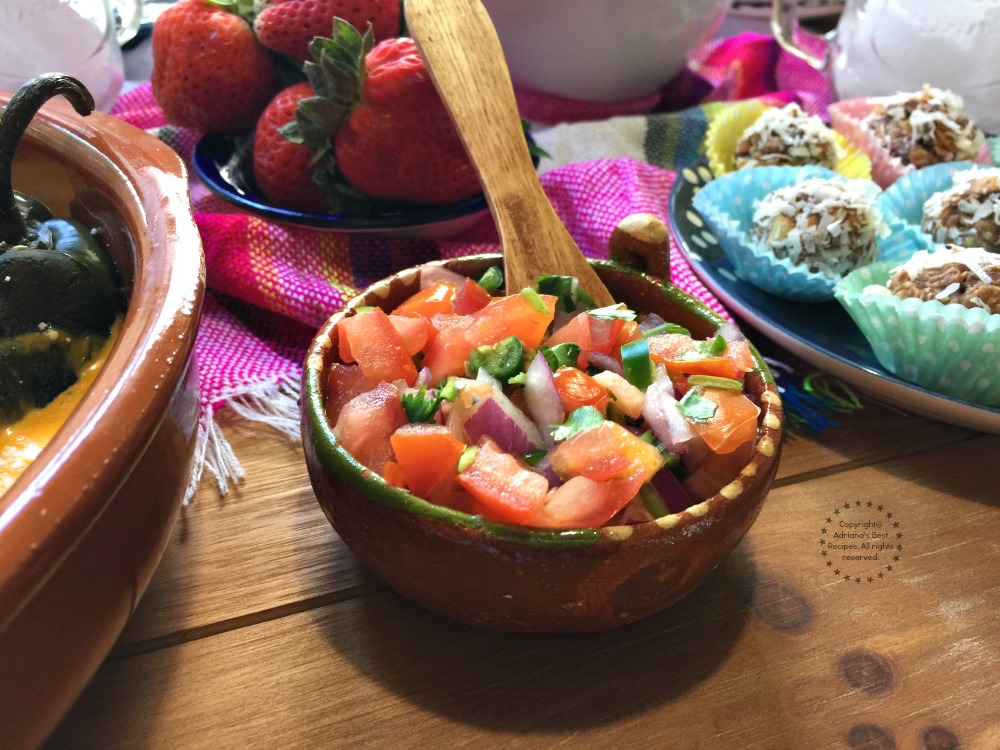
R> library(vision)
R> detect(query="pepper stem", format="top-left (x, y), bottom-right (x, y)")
top-left (0, 74), bottom-right (94, 246)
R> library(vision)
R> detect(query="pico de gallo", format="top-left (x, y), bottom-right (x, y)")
top-left (326, 267), bottom-right (761, 530)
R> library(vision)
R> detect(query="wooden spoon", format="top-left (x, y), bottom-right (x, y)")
top-left (404, 0), bottom-right (616, 307)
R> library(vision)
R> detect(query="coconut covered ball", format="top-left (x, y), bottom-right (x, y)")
top-left (921, 169), bottom-right (1000, 253)
top-left (734, 103), bottom-right (839, 170)
top-left (882, 245), bottom-right (1000, 314)
top-left (862, 86), bottom-right (985, 168)
top-left (752, 178), bottom-right (888, 279)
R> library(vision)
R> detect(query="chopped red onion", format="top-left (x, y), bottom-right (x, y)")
top-left (524, 352), bottom-right (564, 441)
top-left (462, 393), bottom-right (545, 455)
top-left (650, 466), bottom-right (694, 514)
top-left (642, 377), bottom-right (696, 453)
top-left (586, 351), bottom-right (624, 377)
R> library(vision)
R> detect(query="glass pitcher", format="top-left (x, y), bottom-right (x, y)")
top-left (772, 0), bottom-right (1000, 133)
top-left (0, 0), bottom-right (142, 112)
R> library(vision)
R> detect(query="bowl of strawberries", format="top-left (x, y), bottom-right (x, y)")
top-left (154, 2), bottom-right (536, 237)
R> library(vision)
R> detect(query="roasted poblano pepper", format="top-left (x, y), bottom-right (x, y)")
top-left (0, 74), bottom-right (125, 424)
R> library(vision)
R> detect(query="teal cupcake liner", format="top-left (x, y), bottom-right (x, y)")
top-left (835, 262), bottom-right (1000, 406)
top-left (692, 166), bottom-right (924, 302)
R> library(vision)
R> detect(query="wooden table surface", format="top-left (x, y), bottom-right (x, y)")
top-left (45, 365), bottom-right (1000, 748)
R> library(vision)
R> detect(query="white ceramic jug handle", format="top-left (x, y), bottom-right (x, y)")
top-left (113, 0), bottom-right (142, 46)
top-left (770, 0), bottom-right (828, 70)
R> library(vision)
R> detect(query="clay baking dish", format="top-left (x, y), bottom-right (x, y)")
top-left (302, 256), bottom-right (783, 633)
top-left (0, 94), bottom-right (204, 747)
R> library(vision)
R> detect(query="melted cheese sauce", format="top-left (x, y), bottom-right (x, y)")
top-left (0, 320), bottom-right (120, 493)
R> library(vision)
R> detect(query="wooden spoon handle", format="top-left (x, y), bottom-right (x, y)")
top-left (405, 0), bottom-right (615, 305)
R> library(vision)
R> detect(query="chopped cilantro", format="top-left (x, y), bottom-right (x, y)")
top-left (477, 265), bottom-right (503, 292)
top-left (550, 406), bottom-right (604, 441)
top-left (586, 303), bottom-right (637, 322)
top-left (401, 386), bottom-right (442, 424)
top-left (540, 342), bottom-right (581, 371)
top-left (536, 274), bottom-right (595, 312)
top-left (676, 389), bottom-right (718, 423)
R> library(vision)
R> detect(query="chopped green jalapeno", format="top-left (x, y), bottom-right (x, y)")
top-left (641, 322), bottom-right (690, 338)
top-left (620, 337), bottom-right (654, 390)
top-left (687, 375), bottom-right (743, 391)
top-left (468, 335), bottom-right (524, 382)
top-left (477, 265), bottom-right (503, 292)
top-left (639, 484), bottom-right (669, 519)
top-left (523, 449), bottom-right (546, 466)
top-left (520, 287), bottom-right (548, 314)
top-left (457, 445), bottom-right (479, 472)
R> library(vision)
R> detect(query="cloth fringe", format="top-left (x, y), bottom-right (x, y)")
top-left (184, 376), bottom-right (302, 504)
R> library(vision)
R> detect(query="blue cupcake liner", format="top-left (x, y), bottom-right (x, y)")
top-left (878, 161), bottom-right (996, 244)
top-left (693, 166), bottom-right (924, 302)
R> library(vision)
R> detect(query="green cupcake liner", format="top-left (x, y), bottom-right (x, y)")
top-left (835, 262), bottom-right (1000, 406)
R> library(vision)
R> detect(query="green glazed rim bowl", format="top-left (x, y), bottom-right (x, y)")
top-left (302, 255), bottom-right (784, 632)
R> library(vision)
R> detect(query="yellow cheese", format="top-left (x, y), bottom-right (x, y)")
top-left (0, 320), bottom-right (120, 493)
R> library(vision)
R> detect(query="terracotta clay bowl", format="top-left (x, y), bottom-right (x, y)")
top-left (0, 94), bottom-right (204, 746)
top-left (302, 255), bottom-right (783, 633)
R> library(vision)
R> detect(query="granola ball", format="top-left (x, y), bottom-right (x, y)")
top-left (862, 86), bottom-right (985, 168)
top-left (753, 178), bottom-right (888, 279)
top-left (885, 245), bottom-right (1000, 314)
top-left (921, 169), bottom-right (1000, 252)
top-left (734, 103), bottom-right (839, 170)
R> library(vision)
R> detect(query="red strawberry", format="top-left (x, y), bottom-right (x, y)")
top-left (254, 0), bottom-right (401, 63)
top-left (152, 0), bottom-right (280, 133)
top-left (292, 21), bottom-right (480, 205)
top-left (253, 83), bottom-right (332, 212)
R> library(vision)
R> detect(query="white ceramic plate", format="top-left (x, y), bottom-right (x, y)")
top-left (669, 164), bottom-right (1000, 434)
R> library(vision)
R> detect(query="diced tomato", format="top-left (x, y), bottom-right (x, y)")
top-left (338, 308), bottom-right (419, 386)
top-left (682, 440), bottom-right (754, 500)
top-left (548, 422), bottom-right (665, 483)
top-left (648, 333), bottom-right (745, 380)
top-left (689, 387), bottom-right (760, 455)
top-left (390, 424), bottom-right (467, 499)
top-left (529, 467), bottom-right (646, 529)
top-left (325, 362), bottom-right (374, 423)
top-left (552, 366), bottom-right (610, 414)
top-left (465, 293), bottom-right (557, 349)
top-left (388, 315), bottom-right (430, 356)
top-left (590, 370), bottom-right (644, 419)
top-left (452, 278), bottom-right (492, 315)
top-left (335, 382), bottom-right (407, 471)
top-left (383, 460), bottom-right (408, 488)
top-left (456, 438), bottom-right (549, 525)
top-left (423, 313), bottom-right (476, 384)
top-left (391, 281), bottom-right (457, 317)
top-left (612, 320), bottom-right (642, 360)
top-left (547, 312), bottom-right (626, 368)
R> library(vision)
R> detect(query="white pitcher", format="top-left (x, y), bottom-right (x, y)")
top-left (0, 0), bottom-right (142, 112)
top-left (772, 0), bottom-right (1000, 132)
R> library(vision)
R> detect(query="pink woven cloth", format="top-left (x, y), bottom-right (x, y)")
top-left (111, 31), bottom-right (832, 493)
